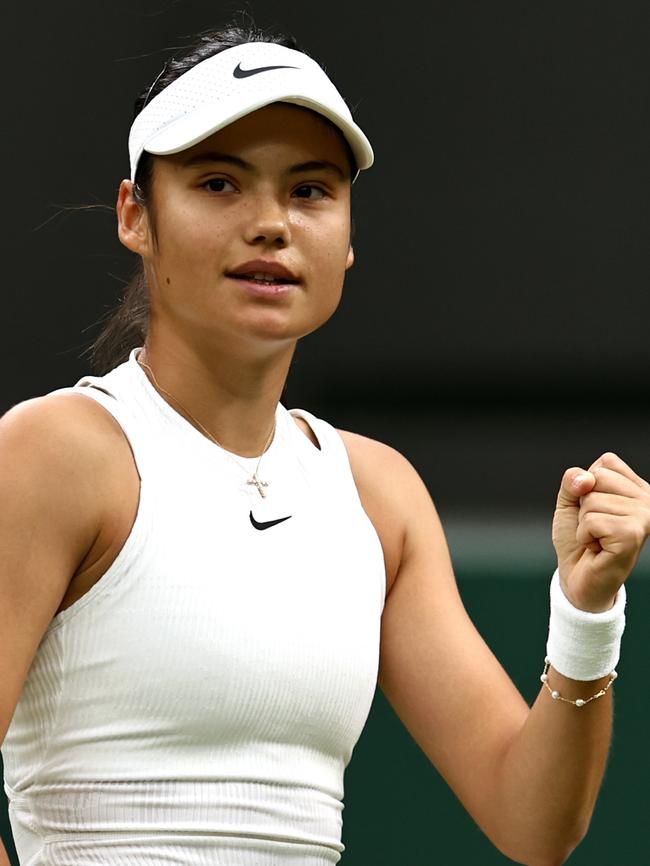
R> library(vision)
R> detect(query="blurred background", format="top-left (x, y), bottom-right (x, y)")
top-left (2, 1), bottom-right (649, 863)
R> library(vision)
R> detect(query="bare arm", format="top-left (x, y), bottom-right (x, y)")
top-left (0, 394), bottom-right (124, 864)
top-left (0, 395), bottom-right (113, 744)
top-left (490, 452), bottom-right (647, 862)
top-left (341, 434), bottom-right (644, 866)
top-left (0, 838), bottom-right (11, 866)
top-left (376, 487), bottom-right (607, 866)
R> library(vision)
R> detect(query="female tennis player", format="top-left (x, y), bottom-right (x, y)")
top-left (1, 21), bottom-right (648, 866)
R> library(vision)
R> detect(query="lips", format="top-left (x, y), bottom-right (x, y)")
top-left (227, 260), bottom-right (300, 284)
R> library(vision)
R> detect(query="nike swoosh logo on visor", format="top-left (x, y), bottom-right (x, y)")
top-left (233, 62), bottom-right (298, 79)
top-left (249, 511), bottom-right (292, 531)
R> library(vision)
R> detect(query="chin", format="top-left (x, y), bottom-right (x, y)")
top-left (238, 308), bottom-right (328, 342)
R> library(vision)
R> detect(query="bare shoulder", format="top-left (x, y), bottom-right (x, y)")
top-left (336, 428), bottom-right (440, 595)
top-left (0, 390), bottom-right (138, 568)
top-left (337, 429), bottom-right (422, 490)
top-left (1, 390), bottom-right (130, 456)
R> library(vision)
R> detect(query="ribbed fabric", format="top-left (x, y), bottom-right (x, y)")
top-left (2, 347), bottom-right (386, 865)
top-left (546, 569), bottom-right (626, 681)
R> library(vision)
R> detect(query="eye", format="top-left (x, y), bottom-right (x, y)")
top-left (293, 185), bottom-right (327, 200)
top-left (203, 178), bottom-right (237, 193)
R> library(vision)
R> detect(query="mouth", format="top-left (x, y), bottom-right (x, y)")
top-left (226, 259), bottom-right (301, 287)
top-left (226, 271), bottom-right (300, 299)
top-left (227, 271), bottom-right (299, 286)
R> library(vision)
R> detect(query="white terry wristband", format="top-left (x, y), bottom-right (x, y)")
top-left (545, 569), bottom-right (626, 681)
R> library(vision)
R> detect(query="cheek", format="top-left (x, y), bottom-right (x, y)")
top-left (155, 210), bottom-right (230, 274)
top-left (307, 231), bottom-right (349, 315)
top-left (299, 213), bottom-right (351, 271)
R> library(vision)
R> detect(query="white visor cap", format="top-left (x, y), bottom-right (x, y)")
top-left (128, 42), bottom-right (374, 183)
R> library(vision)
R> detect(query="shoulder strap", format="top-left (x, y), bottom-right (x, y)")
top-left (288, 408), bottom-right (346, 457)
top-left (288, 407), bottom-right (362, 493)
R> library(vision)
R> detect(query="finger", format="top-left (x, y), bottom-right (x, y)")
top-left (556, 467), bottom-right (596, 509)
top-left (590, 466), bottom-right (647, 498)
top-left (575, 513), bottom-right (605, 550)
top-left (575, 512), bottom-right (646, 556)
top-left (578, 491), bottom-right (637, 522)
top-left (588, 452), bottom-right (650, 492)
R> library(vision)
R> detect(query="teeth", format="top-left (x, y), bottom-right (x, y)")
top-left (234, 271), bottom-right (294, 284)
top-left (244, 272), bottom-right (285, 283)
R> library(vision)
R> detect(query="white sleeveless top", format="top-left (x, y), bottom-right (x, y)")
top-left (2, 347), bottom-right (386, 866)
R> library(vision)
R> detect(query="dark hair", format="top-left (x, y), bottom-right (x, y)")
top-left (84, 21), bottom-right (356, 375)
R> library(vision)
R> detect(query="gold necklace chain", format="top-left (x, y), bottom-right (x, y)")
top-left (137, 352), bottom-right (276, 498)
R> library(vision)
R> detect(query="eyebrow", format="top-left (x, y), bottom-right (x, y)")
top-left (181, 152), bottom-right (252, 170)
top-left (181, 152), bottom-right (348, 180)
top-left (288, 160), bottom-right (347, 180)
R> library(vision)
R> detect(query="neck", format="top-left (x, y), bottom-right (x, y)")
top-left (139, 331), bottom-right (296, 457)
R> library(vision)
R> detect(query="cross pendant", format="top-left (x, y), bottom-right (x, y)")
top-left (247, 475), bottom-right (269, 498)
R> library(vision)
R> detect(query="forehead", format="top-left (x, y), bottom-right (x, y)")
top-left (168, 103), bottom-right (354, 174)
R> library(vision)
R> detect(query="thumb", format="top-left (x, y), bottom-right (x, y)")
top-left (556, 467), bottom-right (596, 510)
top-left (553, 467), bottom-right (598, 566)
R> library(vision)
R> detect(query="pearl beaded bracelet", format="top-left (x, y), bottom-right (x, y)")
top-left (540, 657), bottom-right (618, 707)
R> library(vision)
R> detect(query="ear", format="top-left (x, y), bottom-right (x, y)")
top-left (345, 244), bottom-right (355, 271)
top-left (116, 179), bottom-right (152, 256)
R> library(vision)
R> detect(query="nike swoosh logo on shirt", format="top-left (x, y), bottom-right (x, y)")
top-left (233, 62), bottom-right (298, 79)
top-left (249, 511), bottom-right (292, 531)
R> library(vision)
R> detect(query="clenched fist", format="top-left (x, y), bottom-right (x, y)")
top-left (552, 452), bottom-right (650, 612)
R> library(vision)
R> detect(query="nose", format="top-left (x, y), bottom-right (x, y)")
top-left (244, 193), bottom-right (291, 248)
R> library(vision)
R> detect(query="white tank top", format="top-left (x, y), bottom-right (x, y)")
top-left (2, 347), bottom-right (386, 866)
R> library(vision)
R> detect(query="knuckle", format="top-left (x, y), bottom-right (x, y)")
top-left (576, 517), bottom-right (596, 544)
top-left (621, 519), bottom-right (644, 548)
